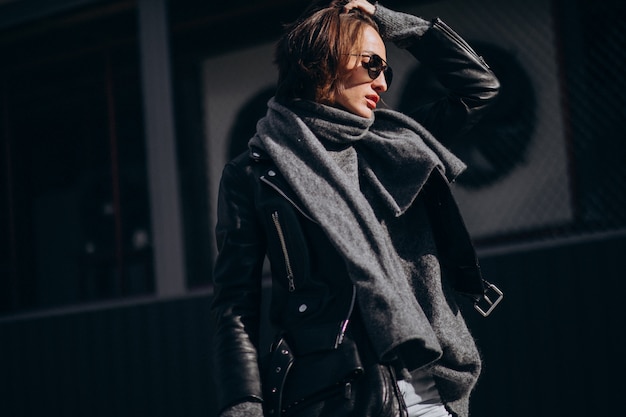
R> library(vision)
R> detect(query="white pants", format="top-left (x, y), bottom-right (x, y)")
top-left (397, 371), bottom-right (453, 417)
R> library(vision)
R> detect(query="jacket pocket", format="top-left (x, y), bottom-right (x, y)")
top-left (262, 339), bottom-right (408, 417)
top-left (262, 335), bottom-right (364, 417)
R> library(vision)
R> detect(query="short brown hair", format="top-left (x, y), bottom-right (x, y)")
top-left (274, 0), bottom-right (379, 104)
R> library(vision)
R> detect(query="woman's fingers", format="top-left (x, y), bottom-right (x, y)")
top-left (343, 0), bottom-right (376, 16)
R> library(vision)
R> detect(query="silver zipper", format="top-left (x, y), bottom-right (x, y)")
top-left (271, 211), bottom-right (296, 292)
top-left (434, 18), bottom-right (490, 69)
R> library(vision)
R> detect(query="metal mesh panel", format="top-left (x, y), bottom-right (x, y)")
top-left (561, 0), bottom-right (626, 234)
top-left (392, 0), bottom-right (626, 246)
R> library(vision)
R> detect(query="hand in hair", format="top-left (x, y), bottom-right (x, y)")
top-left (343, 0), bottom-right (376, 15)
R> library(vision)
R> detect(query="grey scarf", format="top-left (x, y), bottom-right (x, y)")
top-left (250, 98), bottom-right (466, 369)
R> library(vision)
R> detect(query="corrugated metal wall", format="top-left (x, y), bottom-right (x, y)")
top-left (0, 296), bottom-right (216, 416)
top-left (2, 233), bottom-right (625, 417)
top-left (466, 234), bottom-right (626, 417)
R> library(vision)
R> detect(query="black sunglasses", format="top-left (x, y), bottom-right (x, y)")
top-left (349, 53), bottom-right (393, 88)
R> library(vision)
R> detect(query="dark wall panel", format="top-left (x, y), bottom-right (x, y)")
top-left (466, 234), bottom-right (626, 417)
top-left (0, 296), bottom-right (216, 417)
top-left (2, 235), bottom-right (625, 417)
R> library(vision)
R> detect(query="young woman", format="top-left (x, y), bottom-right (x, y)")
top-left (210, 1), bottom-right (500, 416)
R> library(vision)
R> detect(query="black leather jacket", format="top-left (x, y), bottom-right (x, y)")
top-left (211, 18), bottom-right (500, 415)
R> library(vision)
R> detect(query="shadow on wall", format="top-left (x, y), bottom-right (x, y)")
top-left (227, 85), bottom-right (276, 161)
top-left (399, 41), bottom-right (537, 190)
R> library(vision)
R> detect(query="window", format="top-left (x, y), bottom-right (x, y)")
top-left (0, 5), bottom-right (153, 314)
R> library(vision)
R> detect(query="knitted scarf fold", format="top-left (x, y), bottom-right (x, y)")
top-left (250, 98), bottom-right (466, 369)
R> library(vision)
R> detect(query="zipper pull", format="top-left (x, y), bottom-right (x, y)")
top-left (344, 382), bottom-right (352, 399)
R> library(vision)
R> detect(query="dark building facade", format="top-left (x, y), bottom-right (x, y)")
top-left (1, 0), bottom-right (625, 416)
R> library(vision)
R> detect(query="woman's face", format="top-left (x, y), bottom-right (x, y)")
top-left (334, 25), bottom-right (388, 118)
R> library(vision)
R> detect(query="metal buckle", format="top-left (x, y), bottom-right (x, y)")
top-left (474, 281), bottom-right (503, 317)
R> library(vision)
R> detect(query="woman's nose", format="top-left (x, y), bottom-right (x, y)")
top-left (372, 72), bottom-right (388, 92)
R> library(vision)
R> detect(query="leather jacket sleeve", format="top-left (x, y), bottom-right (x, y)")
top-left (211, 158), bottom-right (266, 412)
top-left (373, 4), bottom-right (500, 144)
top-left (404, 18), bottom-right (501, 144)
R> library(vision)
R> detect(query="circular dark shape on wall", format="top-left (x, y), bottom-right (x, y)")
top-left (228, 85), bottom-right (276, 160)
top-left (399, 42), bottom-right (536, 189)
